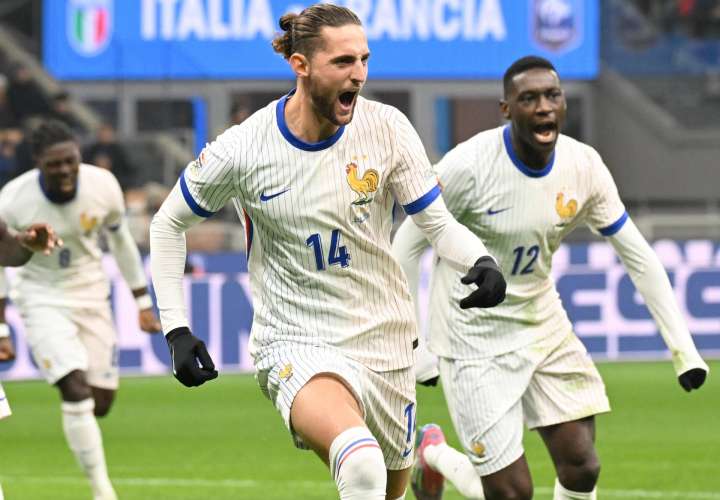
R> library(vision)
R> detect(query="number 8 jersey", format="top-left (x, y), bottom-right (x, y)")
top-left (181, 92), bottom-right (441, 371)
top-left (0, 165), bottom-right (127, 308)
top-left (428, 126), bottom-right (627, 359)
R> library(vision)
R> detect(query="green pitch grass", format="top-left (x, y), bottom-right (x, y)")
top-left (1, 361), bottom-right (718, 499)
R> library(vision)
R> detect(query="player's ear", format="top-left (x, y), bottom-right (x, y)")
top-left (499, 99), bottom-right (510, 120)
top-left (289, 53), bottom-right (310, 78)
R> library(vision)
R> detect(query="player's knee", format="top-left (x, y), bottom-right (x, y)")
top-left (330, 427), bottom-right (387, 500)
top-left (336, 445), bottom-right (386, 498)
top-left (556, 454), bottom-right (601, 491)
top-left (91, 390), bottom-right (115, 418)
top-left (93, 400), bottom-right (112, 418)
top-left (482, 477), bottom-right (533, 500)
top-left (56, 370), bottom-right (92, 402)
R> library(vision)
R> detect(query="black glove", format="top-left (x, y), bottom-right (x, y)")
top-left (166, 327), bottom-right (218, 387)
top-left (459, 256), bottom-right (507, 309)
top-left (678, 368), bottom-right (707, 392)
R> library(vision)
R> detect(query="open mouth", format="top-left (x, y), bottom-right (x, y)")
top-left (338, 91), bottom-right (358, 111)
top-left (54, 175), bottom-right (75, 192)
top-left (532, 122), bottom-right (557, 144)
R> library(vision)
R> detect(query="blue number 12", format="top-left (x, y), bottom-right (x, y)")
top-left (511, 245), bottom-right (540, 275)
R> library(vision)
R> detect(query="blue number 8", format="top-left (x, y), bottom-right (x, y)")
top-left (58, 248), bottom-right (71, 268)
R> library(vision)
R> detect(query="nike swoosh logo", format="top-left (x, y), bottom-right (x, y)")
top-left (402, 447), bottom-right (413, 458)
top-left (260, 189), bottom-right (290, 202)
top-left (487, 207), bottom-right (511, 215)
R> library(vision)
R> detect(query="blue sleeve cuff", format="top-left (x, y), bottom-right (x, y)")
top-left (599, 211), bottom-right (629, 236)
top-left (402, 184), bottom-right (442, 215)
top-left (180, 170), bottom-right (215, 218)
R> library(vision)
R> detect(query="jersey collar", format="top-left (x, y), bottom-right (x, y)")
top-left (276, 89), bottom-right (345, 152)
top-left (38, 171), bottom-right (78, 204)
top-left (503, 125), bottom-right (555, 178)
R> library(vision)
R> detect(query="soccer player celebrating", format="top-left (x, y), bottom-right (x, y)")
top-left (150, 4), bottom-right (505, 499)
top-left (0, 120), bottom-right (161, 500)
top-left (393, 56), bottom-right (709, 500)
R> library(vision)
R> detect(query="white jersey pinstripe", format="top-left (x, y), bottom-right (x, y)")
top-left (181, 92), bottom-right (440, 371)
top-left (0, 165), bottom-right (127, 308)
top-left (429, 126), bottom-right (627, 359)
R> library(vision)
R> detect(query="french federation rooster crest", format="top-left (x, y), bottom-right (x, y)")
top-left (80, 212), bottom-right (99, 236)
top-left (346, 162), bottom-right (379, 206)
top-left (555, 192), bottom-right (578, 227)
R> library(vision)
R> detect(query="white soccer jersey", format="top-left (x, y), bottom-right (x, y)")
top-left (181, 92), bottom-right (440, 371)
top-left (0, 165), bottom-right (127, 308)
top-left (428, 126), bottom-right (626, 359)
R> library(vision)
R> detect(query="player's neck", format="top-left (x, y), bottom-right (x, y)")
top-left (511, 133), bottom-right (553, 170)
top-left (284, 87), bottom-right (340, 143)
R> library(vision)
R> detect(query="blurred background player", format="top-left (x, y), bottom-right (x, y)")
top-left (0, 216), bottom-right (60, 500)
top-left (393, 56), bottom-right (709, 500)
top-left (150, 4), bottom-right (505, 500)
top-left (0, 120), bottom-right (161, 500)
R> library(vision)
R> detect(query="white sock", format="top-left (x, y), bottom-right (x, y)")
top-left (329, 426), bottom-right (387, 500)
top-left (554, 478), bottom-right (597, 500)
top-left (0, 481), bottom-right (4, 500)
top-left (424, 442), bottom-right (485, 499)
top-left (61, 399), bottom-right (117, 500)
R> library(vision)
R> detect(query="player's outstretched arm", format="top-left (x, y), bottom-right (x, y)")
top-left (608, 218), bottom-right (709, 391)
top-left (150, 183), bottom-right (218, 387)
top-left (0, 219), bottom-right (61, 266)
top-left (388, 109), bottom-right (504, 308)
top-left (104, 220), bottom-right (161, 333)
top-left (102, 170), bottom-right (161, 333)
top-left (409, 197), bottom-right (506, 309)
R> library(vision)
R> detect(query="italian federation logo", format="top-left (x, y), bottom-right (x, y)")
top-left (532, 0), bottom-right (583, 53)
top-left (67, 0), bottom-right (113, 56)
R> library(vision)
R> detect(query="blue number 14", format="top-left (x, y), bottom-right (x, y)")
top-left (306, 229), bottom-right (351, 271)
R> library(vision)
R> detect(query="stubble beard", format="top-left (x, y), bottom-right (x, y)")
top-left (308, 76), bottom-right (348, 127)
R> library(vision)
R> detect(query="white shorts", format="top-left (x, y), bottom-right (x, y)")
top-left (0, 382), bottom-right (10, 419)
top-left (439, 332), bottom-right (610, 476)
top-left (18, 304), bottom-right (119, 389)
top-left (255, 345), bottom-right (416, 470)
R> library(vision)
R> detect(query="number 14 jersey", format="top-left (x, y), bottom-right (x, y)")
top-left (181, 93), bottom-right (440, 371)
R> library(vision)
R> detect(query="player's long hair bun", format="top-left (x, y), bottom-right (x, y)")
top-left (272, 13), bottom-right (297, 60)
top-left (271, 5), bottom-right (361, 61)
